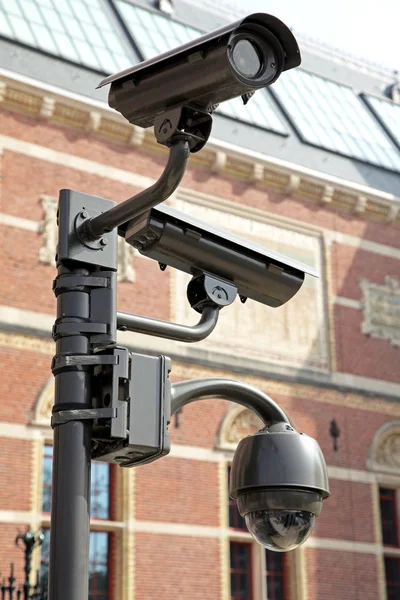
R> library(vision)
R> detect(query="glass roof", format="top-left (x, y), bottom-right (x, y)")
top-left (271, 69), bottom-right (400, 172)
top-left (115, 0), bottom-right (289, 135)
top-left (0, 0), bottom-right (135, 74)
top-left (362, 94), bottom-right (400, 152)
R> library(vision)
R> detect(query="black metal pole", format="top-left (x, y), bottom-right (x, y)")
top-left (49, 264), bottom-right (92, 600)
top-left (48, 190), bottom-right (118, 600)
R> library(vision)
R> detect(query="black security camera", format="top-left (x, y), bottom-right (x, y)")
top-left (98, 13), bottom-right (300, 128)
top-left (123, 203), bottom-right (316, 309)
top-left (229, 422), bottom-right (330, 551)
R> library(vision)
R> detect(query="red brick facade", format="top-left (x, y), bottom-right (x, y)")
top-left (1, 80), bottom-right (400, 600)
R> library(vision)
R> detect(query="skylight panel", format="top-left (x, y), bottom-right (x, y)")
top-left (0, 0), bottom-right (135, 74)
top-left (362, 94), bottom-right (400, 152)
top-left (271, 69), bottom-right (400, 171)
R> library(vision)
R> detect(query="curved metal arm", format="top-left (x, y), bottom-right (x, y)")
top-left (86, 139), bottom-right (191, 239)
top-left (171, 378), bottom-right (290, 426)
top-left (117, 305), bottom-right (219, 342)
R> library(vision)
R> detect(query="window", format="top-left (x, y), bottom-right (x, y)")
top-left (41, 445), bottom-right (112, 599)
top-left (379, 488), bottom-right (399, 547)
top-left (230, 542), bottom-right (252, 600)
top-left (384, 557), bottom-right (400, 600)
top-left (227, 466), bottom-right (288, 600)
top-left (228, 466), bottom-right (247, 531)
top-left (378, 487), bottom-right (400, 600)
top-left (265, 551), bottom-right (286, 600)
top-left (40, 530), bottom-right (110, 599)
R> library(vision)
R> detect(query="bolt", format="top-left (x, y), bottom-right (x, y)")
top-left (80, 210), bottom-right (88, 219)
top-left (100, 237), bottom-right (108, 246)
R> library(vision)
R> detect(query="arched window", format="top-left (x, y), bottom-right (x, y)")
top-left (369, 421), bottom-right (400, 600)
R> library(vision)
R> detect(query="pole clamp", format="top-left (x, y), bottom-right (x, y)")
top-left (51, 407), bottom-right (116, 428)
top-left (51, 352), bottom-right (118, 375)
top-left (52, 274), bottom-right (110, 295)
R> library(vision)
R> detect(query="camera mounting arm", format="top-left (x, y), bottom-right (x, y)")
top-left (116, 273), bottom-right (237, 342)
top-left (117, 305), bottom-right (219, 343)
top-left (171, 378), bottom-right (291, 426)
top-left (82, 137), bottom-right (190, 241)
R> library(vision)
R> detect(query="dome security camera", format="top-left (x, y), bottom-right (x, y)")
top-left (229, 422), bottom-right (330, 552)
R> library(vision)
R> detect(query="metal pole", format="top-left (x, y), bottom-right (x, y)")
top-left (48, 264), bottom-right (92, 600)
top-left (47, 190), bottom-right (118, 600)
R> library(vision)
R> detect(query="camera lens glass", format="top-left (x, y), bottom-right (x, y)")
top-left (245, 509), bottom-right (315, 552)
top-left (231, 39), bottom-right (262, 78)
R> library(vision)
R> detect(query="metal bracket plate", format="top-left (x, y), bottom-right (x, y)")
top-left (57, 189), bottom-right (118, 269)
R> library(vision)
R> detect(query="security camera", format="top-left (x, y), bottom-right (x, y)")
top-left (122, 203), bottom-right (317, 309)
top-left (97, 13), bottom-right (301, 128)
top-left (229, 422), bottom-right (330, 551)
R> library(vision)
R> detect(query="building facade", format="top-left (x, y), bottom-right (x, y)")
top-left (0, 1), bottom-right (400, 599)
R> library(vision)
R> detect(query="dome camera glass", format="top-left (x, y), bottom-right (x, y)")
top-left (245, 509), bottom-right (315, 552)
top-left (231, 39), bottom-right (262, 78)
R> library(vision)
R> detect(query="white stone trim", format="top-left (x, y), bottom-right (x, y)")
top-left (325, 230), bottom-right (400, 261)
top-left (0, 423), bottom-right (45, 439)
top-left (0, 424), bottom-right (388, 488)
top-left (334, 296), bottom-right (362, 310)
top-left (327, 466), bottom-right (376, 483)
top-left (0, 507), bottom-right (390, 557)
top-left (0, 213), bottom-right (40, 231)
top-left (0, 134), bottom-right (154, 188)
top-left (306, 537), bottom-right (380, 554)
top-left (0, 510), bottom-right (40, 523)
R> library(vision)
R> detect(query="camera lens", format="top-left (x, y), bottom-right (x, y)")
top-left (231, 39), bottom-right (262, 78)
top-left (245, 509), bottom-right (316, 552)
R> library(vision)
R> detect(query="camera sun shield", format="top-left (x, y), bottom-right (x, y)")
top-left (98, 13), bottom-right (301, 128)
top-left (124, 204), bottom-right (316, 309)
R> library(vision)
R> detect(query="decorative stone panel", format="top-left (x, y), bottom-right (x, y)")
top-left (368, 421), bottom-right (400, 475)
top-left (40, 195), bottom-right (135, 282)
top-left (360, 277), bottom-right (400, 346)
top-left (218, 405), bottom-right (264, 451)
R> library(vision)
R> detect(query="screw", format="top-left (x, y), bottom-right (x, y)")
top-left (100, 237), bottom-right (108, 246)
top-left (80, 210), bottom-right (88, 219)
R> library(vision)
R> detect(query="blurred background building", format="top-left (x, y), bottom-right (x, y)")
top-left (0, 0), bottom-right (400, 599)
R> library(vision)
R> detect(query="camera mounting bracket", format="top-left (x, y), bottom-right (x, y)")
top-left (116, 273), bottom-right (237, 342)
top-left (154, 107), bottom-right (213, 153)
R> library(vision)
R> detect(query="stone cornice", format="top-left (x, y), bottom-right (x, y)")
top-left (0, 70), bottom-right (399, 227)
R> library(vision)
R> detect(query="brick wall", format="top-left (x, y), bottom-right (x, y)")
top-left (0, 96), bottom-right (399, 600)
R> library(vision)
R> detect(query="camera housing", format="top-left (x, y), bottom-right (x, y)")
top-left (123, 203), bottom-right (317, 309)
top-left (229, 423), bottom-right (330, 551)
top-left (98, 13), bottom-right (301, 128)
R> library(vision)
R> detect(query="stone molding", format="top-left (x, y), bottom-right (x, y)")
top-left (360, 276), bottom-right (400, 346)
top-left (217, 405), bottom-right (264, 451)
top-left (1, 72), bottom-right (399, 227)
top-left (368, 421), bottom-right (400, 475)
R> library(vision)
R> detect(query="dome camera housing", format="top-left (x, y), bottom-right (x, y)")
top-left (229, 423), bottom-right (330, 552)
